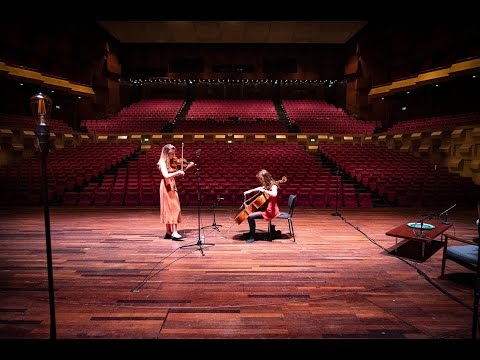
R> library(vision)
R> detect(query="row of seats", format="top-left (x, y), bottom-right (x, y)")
top-left (282, 100), bottom-right (377, 134)
top-left (387, 111), bottom-right (480, 133)
top-left (63, 142), bottom-right (369, 208)
top-left (81, 99), bottom-right (184, 133)
top-left (63, 186), bottom-right (374, 208)
top-left (0, 143), bottom-right (138, 206)
top-left (186, 99), bottom-right (278, 122)
top-left (2, 141), bottom-right (478, 209)
top-left (79, 99), bottom-right (377, 134)
top-left (319, 142), bottom-right (479, 207)
top-left (0, 113), bottom-right (74, 133)
top-left (173, 119), bottom-right (288, 133)
top-left (1, 107), bottom-right (477, 137)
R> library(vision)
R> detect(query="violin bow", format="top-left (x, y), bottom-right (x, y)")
top-left (181, 142), bottom-right (184, 172)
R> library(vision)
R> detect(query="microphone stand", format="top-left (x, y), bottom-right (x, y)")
top-left (415, 213), bottom-right (434, 238)
top-left (331, 167), bottom-right (341, 217)
top-left (438, 203), bottom-right (456, 225)
top-left (180, 149), bottom-right (214, 256)
top-left (201, 197), bottom-right (223, 232)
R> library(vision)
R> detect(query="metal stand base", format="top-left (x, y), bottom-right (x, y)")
top-left (180, 236), bottom-right (215, 256)
top-left (201, 199), bottom-right (223, 232)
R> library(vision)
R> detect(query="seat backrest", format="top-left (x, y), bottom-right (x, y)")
top-left (477, 200), bottom-right (480, 237)
top-left (441, 201), bottom-right (480, 277)
top-left (288, 194), bottom-right (297, 215)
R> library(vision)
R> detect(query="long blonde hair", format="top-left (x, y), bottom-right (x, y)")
top-left (256, 169), bottom-right (277, 189)
top-left (158, 144), bottom-right (175, 168)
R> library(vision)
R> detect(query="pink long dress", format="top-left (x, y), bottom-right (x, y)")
top-left (159, 163), bottom-right (182, 224)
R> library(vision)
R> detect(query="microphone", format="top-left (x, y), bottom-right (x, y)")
top-left (438, 204), bottom-right (457, 225)
top-left (438, 204), bottom-right (456, 217)
top-left (421, 213), bottom-right (435, 218)
top-left (218, 197), bottom-right (224, 200)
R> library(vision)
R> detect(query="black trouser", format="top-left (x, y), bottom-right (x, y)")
top-left (247, 211), bottom-right (274, 239)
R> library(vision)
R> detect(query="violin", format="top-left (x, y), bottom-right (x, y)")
top-left (234, 176), bottom-right (287, 225)
top-left (170, 156), bottom-right (192, 169)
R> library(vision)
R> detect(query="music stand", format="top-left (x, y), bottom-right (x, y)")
top-left (180, 149), bottom-right (214, 256)
top-left (201, 197), bottom-right (223, 232)
top-left (438, 203), bottom-right (456, 225)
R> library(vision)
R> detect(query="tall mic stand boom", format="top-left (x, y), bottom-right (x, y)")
top-left (438, 203), bottom-right (456, 225)
top-left (180, 149), bottom-right (214, 256)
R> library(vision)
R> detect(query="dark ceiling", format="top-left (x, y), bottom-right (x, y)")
top-left (98, 21), bottom-right (368, 44)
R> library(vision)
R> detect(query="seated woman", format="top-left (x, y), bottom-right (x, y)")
top-left (242, 169), bottom-right (281, 243)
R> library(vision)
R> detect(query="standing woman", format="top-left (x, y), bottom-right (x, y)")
top-left (243, 169), bottom-right (281, 243)
top-left (157, 144), bottom-right (192, 240)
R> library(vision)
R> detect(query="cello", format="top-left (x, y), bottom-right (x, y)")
top-left (234, 176), bottom-right (287, 225)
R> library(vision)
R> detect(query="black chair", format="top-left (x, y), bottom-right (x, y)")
top-left (441, 201), bottom-right (479, 278)
top-left (441, 233), bottom-right (478, 278)
top-left (269, 194), bottom-right (297, 242)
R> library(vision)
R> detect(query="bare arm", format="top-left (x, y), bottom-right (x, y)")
top-left (244, 186), bottom-right (264, 196)
top-left (262, 184), bottom-right (277, 197)
top-left (158, 160), bottom-right (184, 179)
top-left (244, 184), bottom-right (277, 197)
top-left (184, 161), bottom-right (195, 172)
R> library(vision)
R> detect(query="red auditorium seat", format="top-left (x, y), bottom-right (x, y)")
top-left (78, 191), bottom-right (95, 206)
top-left (358, 193), bottom-right (373, 208)
top-left (311, 191), bottom-right (327, 208)
top-left (63, 192), bottom-right (79, 206)
top-left (124, 189), bottom-right (139, 206)
top-left (93, 189), bottom-right (111, 206)
top-left (343, 193), bottom-right (358, 208)
top-left (109, 189), bottom-right (125, 206)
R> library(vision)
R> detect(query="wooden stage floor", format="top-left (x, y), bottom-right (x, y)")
top-left (0, 205), bottom-right (479, 345)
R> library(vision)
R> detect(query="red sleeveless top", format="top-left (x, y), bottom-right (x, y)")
top-left (261, 186), bottom-right (280, 221)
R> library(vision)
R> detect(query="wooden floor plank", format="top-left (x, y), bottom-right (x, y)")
top-left (0, 206), bottom-right (478, 340)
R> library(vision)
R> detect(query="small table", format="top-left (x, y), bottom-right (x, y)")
top-left (386, 219), bottom-right (452, 259)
